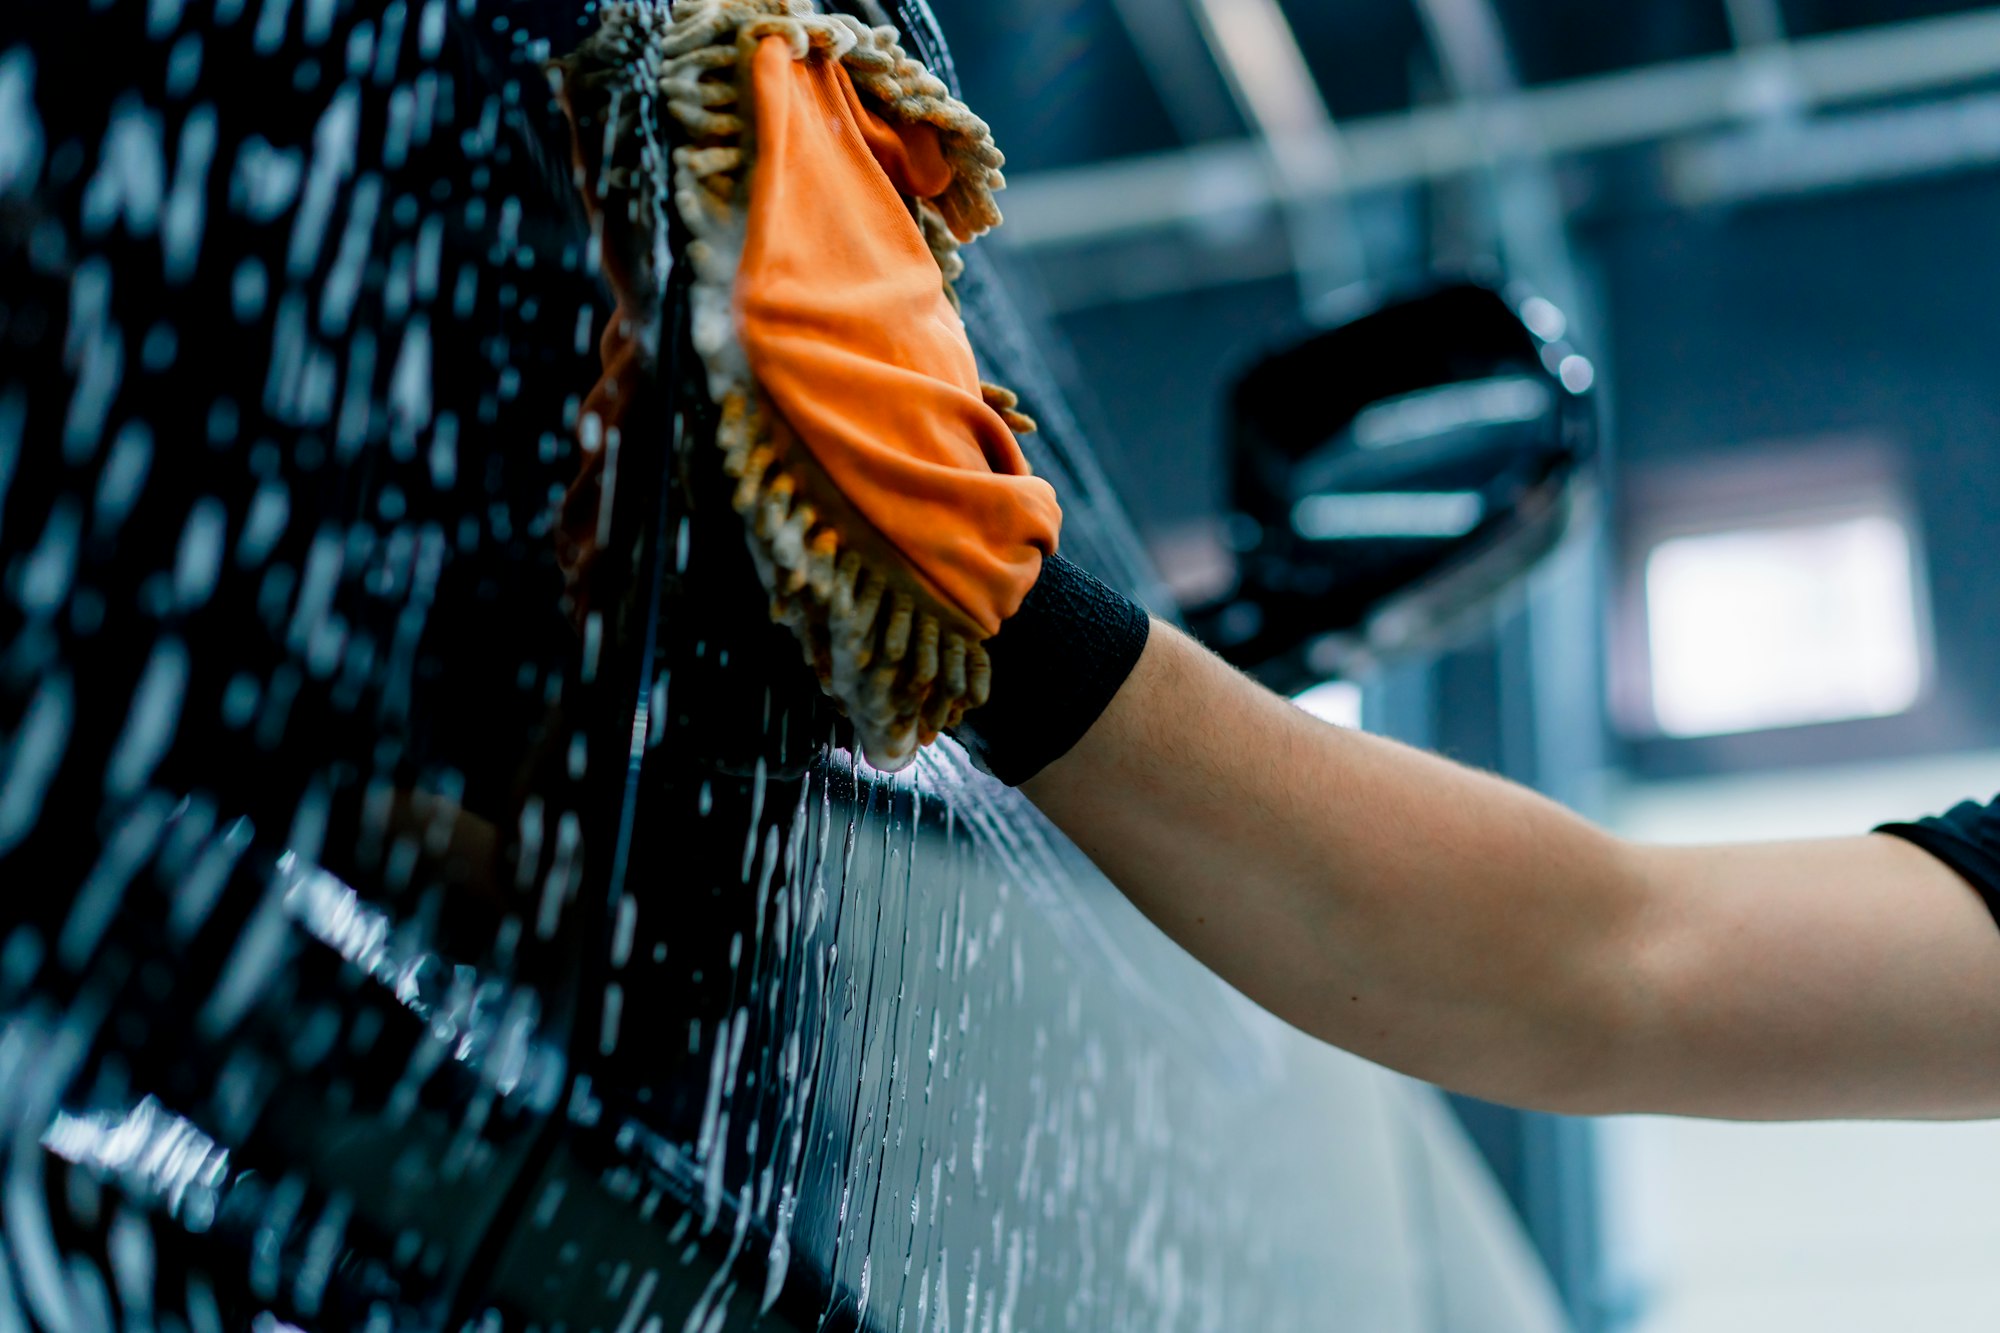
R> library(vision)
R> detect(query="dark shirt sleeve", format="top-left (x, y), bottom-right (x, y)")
top-left (1877, 795), bottom-right (2000, 934)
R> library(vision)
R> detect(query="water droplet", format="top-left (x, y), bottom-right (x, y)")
top-left (147, 0), bottom-right (187, 37)
top-left (141, 323), bottom-right (178, 371)
top-left (230, 137), bottom-right (303, 223)
top-left (0, 387), bottom-right (24, 542)
top-left (428, 411), bottom-right (457, 489)
top-left (417, 0), bottom-right (445, 56)
top-left (234, 477), bottom-right (289, 568)
top-left (318, 173), bottom-right (381, 335)
top-left (105, 637), bottom-right (189, 799)
top-left (59, 795), bottom-right (170, 970)
top-left (371, 2), bottom-right (407, 82)
top-left (388, 314), bottom-right (432, 452)
top-left (95, 421), bottom-right (154, 540)
top-left (0, 673), bottom-right (73, 855)
top-left (165, 33), bottom-right (204, 98)
top-left (61, 281), bottom-right (124, 465)
top-left (163, 103), bottom-right (217, 285)
top-left (253, 0), bottom-right (295, 55)
top-left (598, 982), bottom-right (623, 1055)
top-left (81, 95), bottom-right (165, 238)
top-left (452, 263), bottom-right (478, 317)
top-left (170, 816), bottom-right (254, 942)
top-left (18, 501), bottom-right (82, 616)
top-left (285, 83), bottom-right (359, 277)
top-left (231, 256), bottom-right (268, 321)
top-left (0, 48), bottom-right (46, 198)
top-left (333, 327), bottom-right (376, 457)
top-left (285, 525), bottom-right (344, 653)
top-left (174, 497), bottom-right (227, 610)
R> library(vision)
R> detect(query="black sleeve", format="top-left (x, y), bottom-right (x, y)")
top-left (952, 553), bottom-right (1151, 788)
top-left (1877, 795), bottom-right (2000, 933)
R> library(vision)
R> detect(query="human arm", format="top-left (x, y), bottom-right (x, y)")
top-left (1020, 619), bottom-right (2000, 1121)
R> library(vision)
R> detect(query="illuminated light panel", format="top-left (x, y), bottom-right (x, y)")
top-left (1644, 514), bottom-right (1924, 738)
top-left (1292, 490), bottom-right (1486, 540)
top-left (1350, 376), bottom-right (1551, 452)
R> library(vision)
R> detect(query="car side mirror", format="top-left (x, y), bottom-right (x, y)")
top-left (1188, 281), bottom-right (1597, 692)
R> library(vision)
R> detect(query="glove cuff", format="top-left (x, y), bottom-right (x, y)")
top-left (954, 553), bottom-right (1151, 786)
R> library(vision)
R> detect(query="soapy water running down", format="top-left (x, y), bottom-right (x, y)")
top-left (0, 1), bottom-right (1572, 1330)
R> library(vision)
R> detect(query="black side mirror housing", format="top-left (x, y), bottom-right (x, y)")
top-left (1191, 281), bottom-right (1597, 692)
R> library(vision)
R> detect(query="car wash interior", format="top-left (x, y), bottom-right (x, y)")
top-left (6, 1), bottom-right (2000, 1331)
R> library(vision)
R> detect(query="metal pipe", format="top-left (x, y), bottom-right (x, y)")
top-left (1102, 0), bottom-right (1243, 144)
top-left (1183, 0), bottom-right (1369, 303)
top-left (995, 8), bottom-right (2000, 250)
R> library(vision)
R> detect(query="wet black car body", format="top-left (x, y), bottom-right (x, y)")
top-left (0, 2), bottom-right (1568, 1329)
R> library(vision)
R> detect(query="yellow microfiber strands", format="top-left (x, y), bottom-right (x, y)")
top-left (555, 0), bottom-right (1062, 772)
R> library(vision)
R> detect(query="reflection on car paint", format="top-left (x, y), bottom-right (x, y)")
top-left (0, 1), bottom-right (1571, 1330)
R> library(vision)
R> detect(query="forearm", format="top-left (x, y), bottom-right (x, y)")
top-left (1023, 621), bottom-right (2000, 1120)
top-left (977, 548), bottom-right (2000, 1121)
top-left (1023, 620), bottom-right (1657, 1112)
top-left (1617, 835), bottom-right (2000, 1120)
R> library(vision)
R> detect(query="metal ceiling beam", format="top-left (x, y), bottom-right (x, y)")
top-left (1719, 0), bottom-right (1803, 119)
top-left (1413, 0), bottom-right (1519, 99)
top-left (1668, 83), bottom-right (2000, 204)
top-left (995, 7), bottom-right (2000, 250)
top-left (1102, 0), bottom-right (1243, 144)
top-left (1406, 0), bottom-right (1581, 312)
top-left (1180, 0), bottom-right (1368, 302)
top-left (1721, 0), bottom-right (1788, 50)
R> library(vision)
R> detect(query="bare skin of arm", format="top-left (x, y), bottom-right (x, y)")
top-left (1022, 621), bottom-right (2000, 1121)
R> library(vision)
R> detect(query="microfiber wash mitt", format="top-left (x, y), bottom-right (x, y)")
top-left (554, 0), bottom-right (1062, 772)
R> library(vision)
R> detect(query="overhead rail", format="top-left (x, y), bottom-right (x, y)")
top-left (1103, 0), bottom-right (1243, 143)
top-left (1183, 0), bottom-right (1370, 301)
top-left (997, 7), bottom-right (2000, 249)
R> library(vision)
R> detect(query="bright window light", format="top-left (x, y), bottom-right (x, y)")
top-left (1644, 514), bottom-right (1923, 738)
top-left (1292, 679), bottom-right (1364, 729)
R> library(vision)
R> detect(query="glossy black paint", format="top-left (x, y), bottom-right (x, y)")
top-left (1192, 281), bottom-right (1597, 693)
top-left (0, 3), bottom-right (1570, 1331)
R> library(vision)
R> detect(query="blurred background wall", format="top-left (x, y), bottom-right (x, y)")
top-left (910, 0), bottom-right (2000, 1327)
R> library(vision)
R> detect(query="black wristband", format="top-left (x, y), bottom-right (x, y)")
top-left (953, 552), bottom-right (1152, 786)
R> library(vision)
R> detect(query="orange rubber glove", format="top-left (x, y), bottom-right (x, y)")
top-left (734, 36), bottom-right (1061, 640)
